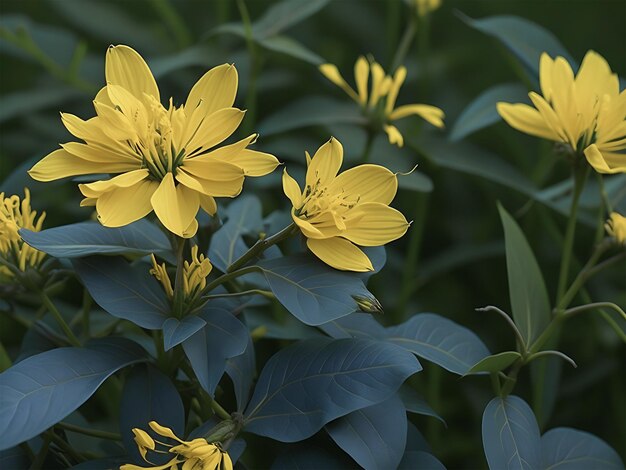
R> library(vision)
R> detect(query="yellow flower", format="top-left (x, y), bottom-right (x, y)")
top-left (283, 137), bottom-right (409, 272)
top-left (319, 56), bottom-right (444, 147)
top-left (121, 421), bottom-right (233, 470)
top-left (497, 51), bottom-right (626, 174)
top-left (0, 189), bottom-right (46, 278)
top-left (150, 245), bottom-right (212, 302)
top-left (29, 45), bottom-right (279, 238)
top-left (605, 212), bottom-right (626, 244)
top-left (415, 0), bottom-right (441, 17)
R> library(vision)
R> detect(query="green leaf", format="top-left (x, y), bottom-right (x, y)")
top-left (252, 0), bottom-right (331, 38)
top-left (258, 35), bottom-right (324, 65)
top-left (498, 203), bottom-right (551, 347)
top-left (397, 385), bottom-right (446, 425)
top-left (0, 86), bottom-right (80, 124)
top-left (449, 83), bottom-right (529, 141)
top-left (541, 427), bottom-right (624, 469)
top-left (468, 351), bottom-right (521, 374)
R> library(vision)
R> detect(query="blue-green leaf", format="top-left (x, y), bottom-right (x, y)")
top-left (252, 0), bottom-right (330, 38)
top-left (397, 385), bottom-right (445, 425)
top-left (498, 203), bottom-right (551, 347)
top-left (386, 313), bottom-right (490, 375)
top-left (72, 256), bottom-right (170, 329)
top-left (318, 313), bottom-right (386, 339)
top-left (482, 395), bottom-right (541, 470)
top-left (259, 35), bottom-right (324, 65)
top-left (449, 83), bottom-right (529, 141)
top-left (257, 254), bottom-right (374, 325)
top-left (468, 351), bottom-right (522, 375)
top-left (399, 451), bottom-right (446, 470)
top-left (20, 219), bottom-right (172, 260)
top-left (120, 364), bottom-right (184, 465)
top-left (244, 338), bottom-right (421, 442)
top-left (541, 427), bottom-right (624, 470)
top-left (226, 337), bottom-right (256, 413)
top-left (272, 446), bottom-right (350, 469)
top-left (0, 337), bottom-right (147, 450)
top-left (162, 316), bottom-right (207, 351)
top-left (326, 395), bottom-right (407, 470)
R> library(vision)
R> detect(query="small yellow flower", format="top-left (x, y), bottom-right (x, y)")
top-left (29, 45), bottom-right (279, 238)
top-left (319, 56), bottom-right (444, 147)
top-left (497, 51), bottom-right (626, 174)
top-left (121, 421), bottom-right (233, 470)
top-left (605, 212), bottom-right (626, 244)
top-left (0, 189), bottom-right (46, 279)
top-left (415, 0), bottom-right (441, 17)
top-left (150, 245), bottom-right (212, 302)
top-left (283, 137), bottom-right (410, 272)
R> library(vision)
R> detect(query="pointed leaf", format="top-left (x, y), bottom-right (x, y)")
top-left (468, 351), bottom-right (522, 375)
top-left (225, 337), bottom-right (256, 413)
top-left (162, 316), bottom-right (207, 351)
top-left (541, 427), bottom-right (624, 470)
top-left (397, 385), bottom-right (445, 425)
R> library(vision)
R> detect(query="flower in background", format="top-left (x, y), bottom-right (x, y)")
top-left (415, 0), bottom-right (441, 17)
top-left (319, 56), bottom-right (444, 147)
top-left (283, 137), bottom-right (409, 271)
top-left (121, 421), bottom-right (232, 470)
top-left (29, 45), bottom-right (279, 238)
top-left (497, 51), bottom-right (626, 174)
top-left (0, 189), bottom-right (46, 279)
top-left (150, 245), bottom-right (212, 304)
top-left (605, 212), bottom-right (626, 244)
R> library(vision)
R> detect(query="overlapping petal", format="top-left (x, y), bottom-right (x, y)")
top-left (306, 137), bottom-right (343, 187)
top-left (307, 237), bottom-right (374, 272)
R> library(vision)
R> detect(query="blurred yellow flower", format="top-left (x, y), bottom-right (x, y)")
top-left (319, 56), bottom-right (444, 147)
top-left (29, 45), bottom-right (279, 238)
top-left (0, 189), bottom-right (46, 278)
top-left (605, 212), bottom-right (626, 244)
top-left (283, 137), bottom-right (409, 271)
top-left (415, 0), bottom-right (441, 17)
top-left (121, 421), bottom-right (232, 470)
top-left (497, 51), bottom-right (626, 174)
top-left (150, 245), bottom-right (212, 302)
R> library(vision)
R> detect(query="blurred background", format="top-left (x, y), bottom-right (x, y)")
top-left (1, 0), bottom-right (624, 467)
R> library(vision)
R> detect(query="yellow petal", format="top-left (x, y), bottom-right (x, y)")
top-left (584, 144), bottom-right (626, 174)
top-left (223, 149), bottom-right (279, 177)
top-left (176, 169), bottom-right (244, 198)
top-left (105, 45), bottom-right (160, 103)
top-left (306, 237), bottom-right (373, 272)
top-left (186, 63), bottom-right (238, 115)
top-left (343, 202), bottom-right (409, 246)
top-left (199, 194), bottom-right (217, 215)
top-left (282, 169), bottom-right (302, 208)
top-left (354, 56), bottom-right (369, 107)
top-left (385, 66), bottom-right (407, 115)
top-left (528, 92), bottom-right (569, 143)
top-left (306, 137), bottom-right (343, 187)
top-left (79, 169), bottom-right (149, 198)
top-left (539, 53), bottom-right (554, 102)
top-left (549, 57), bottom-right (578, 145)
top-left (185, 108), bottom-right (245, 156)
top-left (151, 173), bottom-right (200, 238)
top-left (106, 84), bottom-right (149, 133)
top-left (29, 148), bottom-right (136, 182)
top-left (329, 164), bottom-right (397, 204)
top-left (61, 141), bottom-right (137, 164)
top-left (383, 124), bottom-right (404, 147)
top-left (92, 100), bottom-right (138, 142)
top-left (389, 104), bottom-right (445, 128)
top-left (292, 211), bottom-right (325, 239)
top-left (368, 62), bottom-right (387, 108)
top-left (496, 102), bottom-right (559, 141)
top-left (319, 63), bottom-right (359, 103)
top-left (181, 156), bottom-right (243, 182)
top-left (95, 178), bottom-right (158, 227)
top-left (221, 452), bottom-right (234, 470)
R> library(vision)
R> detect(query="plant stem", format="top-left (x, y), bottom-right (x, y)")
top-left (563, 302), bottom-right (626, 321)
top-left (236, 0), bottom-right (260, 136)
top-left (80, 289), bottom-right (92, 337)
top-left (203, 289), bottom-right (275, 301)
top-left (29, 433), bottom-right (51, 470)
top-left (476, 306), bottom-right (528, 357)
top-left (44, 430), bottom-right (85, 463)
top-left (172, 236), bottom-right (187, 317)
top-left (208, 395), bottom-right (231, 421)
top-left (40, 292), bottom-right (81, 347)
top-left (227, 223), bottom-right (297, 273)
top-left (390, 15), bottom-right (416, 71)
top-left (56, 422), bottom-right (122, 441)
top-left (201, 266), bottom-right (262, 298)
top-left (149, 0), bottom-right (192, 48)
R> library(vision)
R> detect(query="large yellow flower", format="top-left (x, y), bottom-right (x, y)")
top-left (282, 137), bottom-right (409, 272)
top-left (121, 421), bottom-right (232, 470)
top-left (29, 45), bottom-right (279, 237)
top-left (320, 56), bottom-right (444, 148)
top-left (605, 212), bottom-right (626, 244)
top-left (0, 189), bottom-right (46, 279)
top-left (497, 51), bottom-right (626, 174)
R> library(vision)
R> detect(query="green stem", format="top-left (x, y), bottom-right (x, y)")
top-left (44, 430), bottom-right (85, 463)
top-left (236, 0), bottom-right (260, 135)
top-left (201, 266), bottom-right (262, 297)
top-left (172, 236), bottom-right (186, 317)
top-left (56, 422), bottom-right (122, 441)
top-left (500, 359), bottom-right (523, 396)
top-left (597, 173), bottom-right (613, 214)
top-left (40, 292), bottom-right (81, 347)
top-left (81, 289), bottom-right (92, 337)
top-left (555, 167), bottom-right (589, 305)
top-left (361, 129), bottom-right (376, 163)
top-left (563, 302), bottom-right (626, 321)
top-left (203, 289), bottom-right (275, 301)
top-left (29, 433), bottom-right (51, 470)
top-left (476, 306), bottom-right (528, 357)
top-left (490, 372), bottom-right (502, 397)
top-left (227, 223), bottom-right (297, 273)
top-left (390, 15), bottom-right (416, 71)
top-left (208, 395), bottom-right (231, 421)
top-left (148, 0), bottom-right (192, 48)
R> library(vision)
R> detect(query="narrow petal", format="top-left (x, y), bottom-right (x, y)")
top-left (282, 169), bottom-right (302, 208)
top-left (79, 169), bottom-right (149, 198)
top-left (306, 237), bottom-right (373, 272)
top-left (221, 452), bottom-right (234, 470)
top-left (185, 64), bottom-right (238, 115)
top-left (176, 168), bottom-right (244, 198)
top-left (180, 156), bottom-right (243, 182)
top-left (220, 149), bottom-right (279, 177)
top-left (528, 93), bottom-right (569, 143)
top-left (584, 144), bottom-right (626, 174)
top-left (199, 194), bottom-right (217, 215)
top-left (185, 108), bottom-right (245, 155)
top-left (151, 173), bottom-right (200, 237)
top-left (29, 149), bottom-right (135, 182)
top-left (319, 64), bottom-right (359, 103)
top-left (329, 164), bottom-right (398, 204)
top-left (385, 66), bottom-right (407, 115)
top-left (389, 104), bottom-right (445, 128)
top-left (539, 53), bottom-right (554, 102)
top-left (306, 137), bottom-right (343, 187)
top-left (343, 202), bottom-right (409, 246)
top-left (95, 178), bottom-right (158, 227)
top-left (368, 62), bottom-right (387, 108)
top-left (105, 45), bottom-right (160, 102)
top-left (383, 124), bottom-right (404, 147)
top-left (61, 142), bottom-right (137, 164)
top-left (92, 101), bottom-right (138, 142)
top-left (354, 56), bottom-right (369, 107)
top-left (497, 102), bottom-right (559, 141)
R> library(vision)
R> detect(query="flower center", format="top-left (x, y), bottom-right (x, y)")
top-left (296, 178), bottom-right (360, 231)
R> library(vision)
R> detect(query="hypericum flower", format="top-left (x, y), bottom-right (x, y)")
top-left (319, 56), bottom-right (444, 147)
top-left (0, 189), bottom-right (46, 279)
top-left (415, 0), bottom-right (441, 17)
top-left (497, 51), bottom-right (626, 174)
top-left (29, 45), bottom-right (279, 237)
top-left (121, 421), bottom-right (233, 470)
top-left (283, 137), bottom-right (409, 271)
top-left (150, 246), bottom-right (212, 303)
top-left (605, 212), bottom-right (626, 244)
